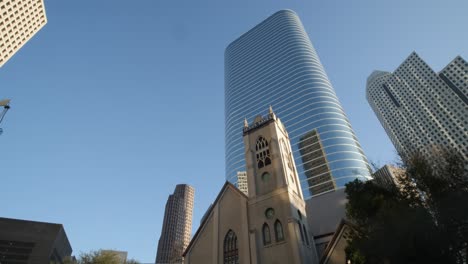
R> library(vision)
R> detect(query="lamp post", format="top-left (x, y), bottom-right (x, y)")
top-left (0, 99), bottom-right (11, 135)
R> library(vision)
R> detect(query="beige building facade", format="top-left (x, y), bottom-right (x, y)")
top-left (236, 171), bottom-right (248, 196)
top-left (0, 0), bottom-right (47, 67)
top-left (183, 109), bottom-right (317, 264)
top-left (367, 53), bottom-right (468, 161)
top-left (373, 164), bottom-right (406, 190)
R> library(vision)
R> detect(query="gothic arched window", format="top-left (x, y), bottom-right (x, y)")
top-left (223, 230), bottom-right (239, 264)
top-left (256, 137), bottom-right (271, 169)
top-left (262, 223), bottom-right (271, 245)
top-left (275, 220), bottom-right (284, 242)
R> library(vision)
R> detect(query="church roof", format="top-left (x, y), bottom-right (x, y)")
top-left (182, 181), bottom-right (248, 257)
top-left (319, 219), bottom-right (356, 264)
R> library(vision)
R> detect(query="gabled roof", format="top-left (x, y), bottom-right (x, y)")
top-left (183, 181), bottom-right (248, 257)
top-left (319, 219), bottom-right (356, 264)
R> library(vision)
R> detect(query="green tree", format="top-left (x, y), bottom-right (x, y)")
top-left (63, 250), bottom-right (141, 264)
top-left (345, 149), bottom-right (468, 264)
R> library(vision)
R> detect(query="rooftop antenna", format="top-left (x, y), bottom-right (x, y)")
top-left (0, 99), bottom-right (11, 135)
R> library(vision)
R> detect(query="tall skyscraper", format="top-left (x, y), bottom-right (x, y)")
top-left (367, 52), bottom-right (467, 161)
top-left (0, 0), bottom-right (47, 67)
top-left (156, 184), bottom-right (194, 264)
top-left (225, 10), bottom-right (371, 198)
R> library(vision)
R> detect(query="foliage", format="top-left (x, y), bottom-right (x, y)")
top-left (63, 250), bottom-right (140, 264)
top-left (345, 149), bottom-right (468, 264)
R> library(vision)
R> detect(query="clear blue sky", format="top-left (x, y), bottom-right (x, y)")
top-left (1, 0), bottom-right (467, 262)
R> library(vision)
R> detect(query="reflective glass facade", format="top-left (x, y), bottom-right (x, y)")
top-left (225, 10), bottom-right (371, 199)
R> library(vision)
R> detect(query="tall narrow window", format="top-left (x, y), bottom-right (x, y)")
top-left (298, 221), bottom-right (304, 242)
top-left (223, 230), bottom-right (239, 264)
top-left (263, 223), bottom-right (271, 245)
top-left (302, 224), bottom-right (309, 245)
top-left (256, 137), bottom-right (271, 169)
top-left (275, 220), bottom-right (284, 242)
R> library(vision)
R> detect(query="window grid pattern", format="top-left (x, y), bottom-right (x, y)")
top-left (225, 10), bottom-right (371, 199)
top-left (0, 0), bottom-right (47, 67)
top-left (367, 53), bottom-right (468, 161)
top-left (236, 171), bottom-right (248, 196)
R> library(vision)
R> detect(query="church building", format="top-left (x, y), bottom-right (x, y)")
top-left (183, 108), bottom-right (318, 264)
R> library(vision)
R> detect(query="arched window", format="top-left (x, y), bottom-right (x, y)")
top-left (274, 220), bottom-right (284, 242)
top-left (256, 137), bottom-right (271, 169)
top-left (262, 223), bottom-right (271, 245)
top-left (223, 230), bottom-right (239, 264)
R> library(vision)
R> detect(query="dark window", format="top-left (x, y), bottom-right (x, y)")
top-left (256, 136), bottom-right (271, 169)
top-left (275, 220), bottom-right (284, 242)
top-left (302, 224), bottom-right (310, 245)
top-left (223, 230), bottom-right (239, 264)
top-left (298, 221), bottom-right (304, 242)
top-left (258, 160), bottom-right (264, 169)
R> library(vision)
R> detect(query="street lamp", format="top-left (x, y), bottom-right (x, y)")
top-left (0, 99), bottom-right (11, 135)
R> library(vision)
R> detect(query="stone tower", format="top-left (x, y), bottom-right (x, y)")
top-left (243, 107), bottom-right (316, 264)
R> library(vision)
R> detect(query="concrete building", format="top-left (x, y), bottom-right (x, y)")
top-left (183, 109), bottom-right (317, 264)
top-left (0, 217), bottom-right (72, 264)
top-left (373, 164), bottom-right (405, 189)
top-left (225, 9), bottom-right (371, 199)
top-left (367, 53), bottom-right (468, 161)
top-left (0, 0), bottom-right (47, 67)
top-left (156, 184), bottom-right (194, 264)
top-left (236, 171), bottom-right (248, 195)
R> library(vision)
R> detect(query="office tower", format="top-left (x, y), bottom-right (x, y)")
top-left (0, 217), bottom-right (72, 264)
top-left (367, 52), bottom-right (468, 161)
top-left (0, 0), bottom-right (47, 67)
top-left (372, 164), bottom-right (405, 189)
top-left (225, 10), bottom-right (371, 198)
top-left (236, 171), bottom-right (248, 195)
top-left (156, 184), bottom-right (194, 264)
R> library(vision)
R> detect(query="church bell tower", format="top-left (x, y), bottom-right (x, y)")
top-left (243, 107), bottom-right (316, 264)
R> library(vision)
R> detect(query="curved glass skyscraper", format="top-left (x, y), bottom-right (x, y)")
top-left (225, 10), bottom-right (371, 199)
